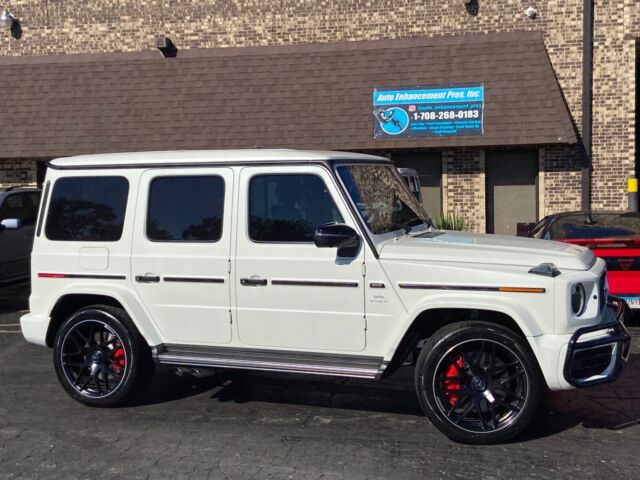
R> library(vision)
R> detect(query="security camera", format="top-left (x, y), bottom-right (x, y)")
top-left (0, 9), bottom-right (16, 29)
top-left (525, 6), bottom-right (537, 19)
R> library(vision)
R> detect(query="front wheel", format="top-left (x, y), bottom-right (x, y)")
top-left (415, 322), bottom-right (543, 444)
top-left (53, 305), bottom-right (154, 407)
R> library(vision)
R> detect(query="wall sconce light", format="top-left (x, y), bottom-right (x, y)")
top-left (463, 0), bottom-right (479, 16)
top-left (0, 9), bottom-right (21, 39)
top-left (525, 7), bottom-right (538, 19)
top-left (155, 36), bottom-right (178, 58)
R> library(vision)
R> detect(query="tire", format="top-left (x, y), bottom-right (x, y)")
top-left (414, 321), bottom-right (543, 444)
top-left (53, 305), bottom-right (154, 407)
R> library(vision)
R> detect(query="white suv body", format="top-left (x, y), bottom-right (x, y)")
top-left (21, 150), bottom-right (630, 444)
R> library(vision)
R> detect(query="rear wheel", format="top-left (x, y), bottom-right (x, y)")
top-left (415, 322), bottom-right (542, 444)
top-left (53, 305), bottom-right (153, 407)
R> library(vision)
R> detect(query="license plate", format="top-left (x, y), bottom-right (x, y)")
top-left (618, 295), bottom-right (640, 309)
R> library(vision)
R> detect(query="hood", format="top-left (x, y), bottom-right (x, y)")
top-left (378, 230), bottom-right (595, 271)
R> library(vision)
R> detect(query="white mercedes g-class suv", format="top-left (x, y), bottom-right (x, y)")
top-left (21, 150), bottom-right (630, 444)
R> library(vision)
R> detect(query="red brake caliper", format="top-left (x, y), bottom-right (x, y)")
top-left (444, 355), bottom-right (463, 406)
top-left (112, 347), bottom-right (126, 372)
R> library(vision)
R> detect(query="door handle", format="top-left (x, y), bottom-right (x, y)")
top-left (135, 275), bottom-right (160, 283)
top-left (240, 278), bottom-right (268, 286)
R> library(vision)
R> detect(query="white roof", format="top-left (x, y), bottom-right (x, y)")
top-left (50, 149), bottom-right (389, 168)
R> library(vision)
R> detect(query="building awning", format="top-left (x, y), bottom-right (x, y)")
top-left (0, 31), bottom-right (576, 158)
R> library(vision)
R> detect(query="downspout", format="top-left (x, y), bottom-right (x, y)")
top-left (581, 0), bottom-right (594, 211)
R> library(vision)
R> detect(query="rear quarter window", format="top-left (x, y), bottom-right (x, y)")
top-left (45, 176), bottom-right (129, 241)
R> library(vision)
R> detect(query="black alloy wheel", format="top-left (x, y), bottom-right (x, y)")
top-left (59, 319), bottom-right (127, 398)
top-left (415, 322), bottom-right (543, 444)
top-left (53, 305), bottom-right (153, 407)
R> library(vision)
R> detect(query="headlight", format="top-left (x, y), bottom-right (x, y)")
top-left (571, 283), bottom-right (587, 316)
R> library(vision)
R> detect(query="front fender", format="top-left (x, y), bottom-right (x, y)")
top-left (384, 292), bottom-right (547, 361)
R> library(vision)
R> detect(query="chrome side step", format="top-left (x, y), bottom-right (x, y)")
top-left (155, 344), bottom-right (387, 380)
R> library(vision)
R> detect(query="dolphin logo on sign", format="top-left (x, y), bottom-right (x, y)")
top-left (374, 107), bottom-right (409, 135)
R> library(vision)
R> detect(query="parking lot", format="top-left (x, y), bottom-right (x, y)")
top-left (0, 283), bottom-right (638, 480)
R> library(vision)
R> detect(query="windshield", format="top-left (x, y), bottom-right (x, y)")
top-left (531, 218), bottom-right (547, 239)
top-left (336, 164), bottom-right (431, 235)
top-left (549, 213), bottom-right (640, 240)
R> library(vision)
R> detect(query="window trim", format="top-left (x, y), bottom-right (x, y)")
top-left (36, 181), bottom-right (50, 237)
top-left (247, 172), bottom-right (344, 245)
top-left (145, 174), bottom-right (225, 244)
top-left (45, 176), bottom-right (130, 242)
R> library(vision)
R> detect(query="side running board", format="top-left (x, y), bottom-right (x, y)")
top-left (155, 344), bottom-right (387, 380)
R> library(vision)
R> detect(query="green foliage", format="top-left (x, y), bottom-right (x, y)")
top-left (432, 212), bottom-right (468, 231)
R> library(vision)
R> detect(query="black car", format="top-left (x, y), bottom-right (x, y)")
top-left (0, 187), bottom-right (41, 285)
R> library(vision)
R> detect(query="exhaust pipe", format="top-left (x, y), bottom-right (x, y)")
top-left (173, 366), bottom-right (216, 378)
top-left (173, 366), bottom-right (191, 377)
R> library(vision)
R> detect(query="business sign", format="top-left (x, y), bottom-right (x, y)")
top-left (373, 84), bottom-right (484, 138)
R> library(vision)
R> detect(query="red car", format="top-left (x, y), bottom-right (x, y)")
top-left (528, 211), bottom-right (640, 309)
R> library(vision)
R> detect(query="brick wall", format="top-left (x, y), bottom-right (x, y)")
top-left (590, 1), bottom-right (636, 210)
top-left (1, 0), bottom-right (639, 226)
top-left (541, 146), bottom-right (583, 216)
top-left (442, 150), bottom-right (485, 233)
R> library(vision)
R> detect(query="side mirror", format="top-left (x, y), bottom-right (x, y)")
top-left (516, 222), bottom-right (536, 237)
top-left (314, 224), bottom-right (361, 257)
top-left (0, 218), bottom-right (21, 230)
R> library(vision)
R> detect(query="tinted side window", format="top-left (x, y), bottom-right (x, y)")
top-left (46, 177), bottom-right (129, 241)
top-left (0, 193), bottom-right (24, 221)
top-left (249, 174), bottom-right (343, 242)
top-left (147, 176), bottom-right (224, 242)
top-left (21, 192), bottom-right (41, 226)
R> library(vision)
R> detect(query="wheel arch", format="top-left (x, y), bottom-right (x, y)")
top-left (45, 287), bottom-right (160, 348)
top-left (383, 303), bottom-right (534, 377)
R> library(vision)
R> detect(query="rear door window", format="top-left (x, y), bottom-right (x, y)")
top-left (146, 176), bottom-right (225, 242)
top-left (45, 177), bottom-right (129, 241)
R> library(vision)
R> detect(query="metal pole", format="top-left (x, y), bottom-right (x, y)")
top-left (581, 0), bottom-right (594, 211)
top-left (629, 178), bottom-right (638, 212)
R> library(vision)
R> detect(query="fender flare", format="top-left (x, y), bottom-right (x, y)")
top-left (47, 282), bottom-right (162, 346)
top-left (384, 293), bottom-right (545, 361)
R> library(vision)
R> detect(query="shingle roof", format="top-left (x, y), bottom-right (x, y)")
top-left (0, 31), bottom-right (576, 158)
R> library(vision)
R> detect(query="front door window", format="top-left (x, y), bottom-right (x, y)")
top-left (248, 174), bottom-right (343, 242)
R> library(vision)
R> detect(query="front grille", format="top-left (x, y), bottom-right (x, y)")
top-left (570, 345), bottom-right (614, 379)
top-left (598, 274), bottom-right (607, 311)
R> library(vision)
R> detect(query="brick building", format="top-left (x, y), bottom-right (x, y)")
top-left (0, 1), bottom-right (638, 234)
